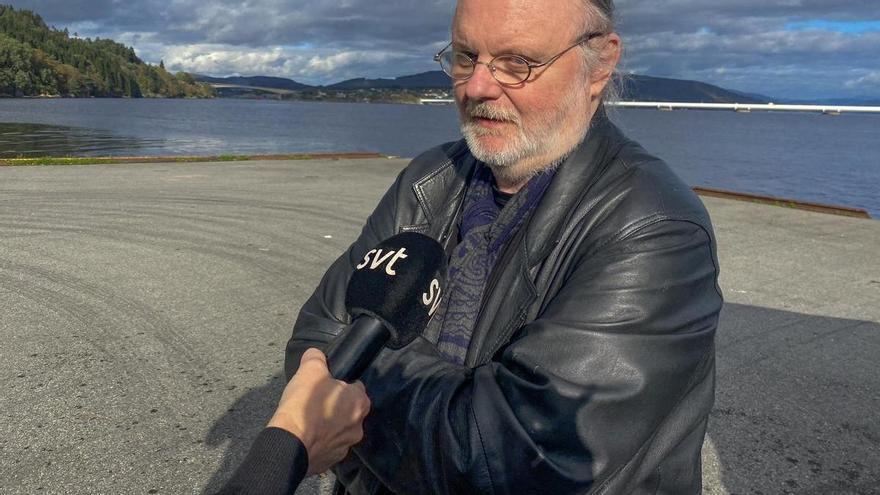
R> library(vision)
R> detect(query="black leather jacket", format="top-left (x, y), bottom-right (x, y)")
top-left (285, 115), bottom-right (723, 494)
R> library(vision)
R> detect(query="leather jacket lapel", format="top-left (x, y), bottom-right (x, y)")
top-left (525, 116), bottom-right (628, 267)
top-left (467, 116), bottom-right (629, 366)
top-left (466, 228), bottom-right (537, 366)
top-left (406, 140), bottom-right (474, 251)
top-left (403, 120), bottom-right (630, 367)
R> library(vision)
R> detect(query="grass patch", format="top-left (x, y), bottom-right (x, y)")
top-left (0, 156), bottom-right (119, 166)
top-left (0, 152), bottom-right (384, 167)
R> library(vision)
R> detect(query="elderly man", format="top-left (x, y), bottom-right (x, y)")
top-left (286, 0), bottom-right (723, 493)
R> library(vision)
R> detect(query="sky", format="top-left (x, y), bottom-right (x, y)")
top-left (7, 0), bottom-right (880, 100)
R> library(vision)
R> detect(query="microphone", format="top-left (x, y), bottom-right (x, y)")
top-left (325, 232), bottom-right (447, 382)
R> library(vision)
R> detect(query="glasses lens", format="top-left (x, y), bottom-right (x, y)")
top-left (492, 55), bottom-right (531, 84)
top-left (439, 50), bottom-right (474, 80)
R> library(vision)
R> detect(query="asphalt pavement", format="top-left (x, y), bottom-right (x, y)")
top-left (0, 159), bottom-right (877, 494)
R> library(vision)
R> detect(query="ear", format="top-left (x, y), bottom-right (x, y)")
top-left (589, 32), bottom-right (622, 100)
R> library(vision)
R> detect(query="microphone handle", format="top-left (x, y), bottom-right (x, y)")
top-left (325, 316), bottom-right (390, 382)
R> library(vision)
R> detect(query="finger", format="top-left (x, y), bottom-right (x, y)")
top-left (351, 382), bottom-right (371, 414)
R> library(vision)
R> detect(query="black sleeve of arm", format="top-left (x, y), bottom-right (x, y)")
top-left (351, 219), bottom-right (722, 494)
top-left (215, 427), bottom-right (309, 495)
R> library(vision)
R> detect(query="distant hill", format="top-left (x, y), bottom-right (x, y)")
top-left (200, 69), bottom-right (774, 104)
top-left (195, 74), bottom-right (314, 91)
top-left (0, 4), bottom-right (213, 98)
top-left (326, 71), bottom-right (450, 90)
top-left (618, 75), bottom-right (768, 104)
top-left (327, 71), bottom-right (768, 103)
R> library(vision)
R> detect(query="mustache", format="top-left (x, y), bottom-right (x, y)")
top-left (465, 102), bottom-right (520, 125)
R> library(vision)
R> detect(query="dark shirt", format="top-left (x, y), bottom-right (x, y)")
top-left (216, 427), bottom-right (309, 495)
top-left (431, 165), bottom-right (555, 364)
top-left (491, 182), bottom-right (513, 209)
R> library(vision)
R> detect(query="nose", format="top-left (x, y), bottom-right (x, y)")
top-left (463, 61), bottom-right (504, 102)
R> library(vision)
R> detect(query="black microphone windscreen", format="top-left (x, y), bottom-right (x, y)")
top-left (345, 232), bottom-right (446, 349)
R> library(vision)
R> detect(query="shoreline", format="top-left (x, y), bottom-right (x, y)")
top-left (0, 154), bottom-right (871, 219)
top-left (0, 94), bottom-right (436, 106)
top-left (0, 152), bottom-right (385, 167)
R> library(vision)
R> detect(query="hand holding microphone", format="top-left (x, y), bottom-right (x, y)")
top-left (267, 348), bottom-right (371, 476)
top-left (218, 233), bottom-right (446, 494)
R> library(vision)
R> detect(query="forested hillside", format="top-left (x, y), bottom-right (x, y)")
top-left (0, 5), bottom-right (213, 97)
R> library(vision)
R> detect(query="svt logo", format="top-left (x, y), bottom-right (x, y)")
top-left (356, 248), bottom-right (409, 276)
top-left (422, 278), bottom-right (442, 317)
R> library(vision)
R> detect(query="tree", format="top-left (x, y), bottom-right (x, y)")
top-left (0, 5), bottom-right (214, 98)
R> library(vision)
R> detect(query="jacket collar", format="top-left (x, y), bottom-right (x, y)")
top-left (524, 115), bottom-right (628, 266)
top-left (409, 115), bottom-right (627, 262)
top-left (410, 140), bottom-right (475, 245)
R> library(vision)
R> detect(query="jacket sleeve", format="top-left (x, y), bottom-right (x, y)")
top-left (350, 218), bottom-right (722, 494)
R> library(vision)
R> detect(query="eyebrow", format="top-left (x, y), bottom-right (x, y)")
top-left (451, 39), bottom-right (544, 61)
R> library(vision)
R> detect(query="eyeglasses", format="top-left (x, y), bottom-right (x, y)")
top-left (434, 32), bottom-right (606, 85)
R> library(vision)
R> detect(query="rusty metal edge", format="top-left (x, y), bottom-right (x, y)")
top-left (693, 186), bottom-right (872, 219)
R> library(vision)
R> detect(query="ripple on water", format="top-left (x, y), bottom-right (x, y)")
top-left (0, 123), bottom-right (165, 157)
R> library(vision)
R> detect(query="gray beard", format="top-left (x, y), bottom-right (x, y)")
top-left (482, 140), bottom-right (579, 187)
top-left (459, 81), bottom-right (591, 186)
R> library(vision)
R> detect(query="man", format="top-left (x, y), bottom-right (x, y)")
top-left (218, 349), bottom-right (371, 494)
top-left (286, 0), bottom-right (723, 493)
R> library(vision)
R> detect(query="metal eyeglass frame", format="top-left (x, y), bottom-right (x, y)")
top-left (434, 31), bottom-right (606, 85)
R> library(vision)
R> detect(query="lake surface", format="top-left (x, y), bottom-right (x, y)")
top-left (1, 98), bottom-right (878, 216)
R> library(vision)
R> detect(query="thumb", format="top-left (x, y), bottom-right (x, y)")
top-left (300, 347), bottom-right (328, 367)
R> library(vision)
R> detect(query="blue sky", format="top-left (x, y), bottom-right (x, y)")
top-left (6, 0), bottom-right (880, 100)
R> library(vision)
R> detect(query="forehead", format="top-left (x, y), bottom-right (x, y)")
top-left (452, 0), bottom-right (584, 50)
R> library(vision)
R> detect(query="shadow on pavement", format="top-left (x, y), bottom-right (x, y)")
top-left (202, 303), bottom-right (880, 494)
top-left (201, 375), bottom-right (285, 494)
top-left (711, 303), bottom-right (879, 494)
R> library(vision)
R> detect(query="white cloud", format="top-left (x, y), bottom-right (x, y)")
top-left (164, 45), bottom-right (291, 76)
top-left (160, 44), bottom-right (414, 84)
top-left (303, 51), bottom-right (400, 75)
top-left (9, 0), bottom-right (880, 97)
top-left (846, 71), bottom-right (880, 89)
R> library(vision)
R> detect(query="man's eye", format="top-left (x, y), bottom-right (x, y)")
top-left (450, 51), bottom-right (475, 66)
top-left (495, 55), bottom-right (532, 75)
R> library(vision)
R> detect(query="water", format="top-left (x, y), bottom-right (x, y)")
top-left (1, 98), bottom-right (878, 216)
top-left (0, 99), bottom-right (460, 159)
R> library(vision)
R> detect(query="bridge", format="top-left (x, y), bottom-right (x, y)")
top-left (419, 98), bottom-right (455, 105)
top-left (419, 98), bottom-right (880, 114)
top-left (608, 101), bottom-right (880, 115)
top-left (208, 83), bottom-right (297, 95)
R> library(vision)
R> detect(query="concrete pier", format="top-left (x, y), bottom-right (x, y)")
top-left (1, 158), bottom-right (877, 494)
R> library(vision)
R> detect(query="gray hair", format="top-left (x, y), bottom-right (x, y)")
top-left (579, 0), bottom-right (620, 102)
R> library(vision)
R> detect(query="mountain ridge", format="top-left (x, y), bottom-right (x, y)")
top-left (195, 72), bottom-right (880, 106)
top-left (193, 72), bottom-right (809, 104)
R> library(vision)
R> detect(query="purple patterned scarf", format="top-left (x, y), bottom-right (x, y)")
top-left (429, 163), bottom-right (556, 365)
